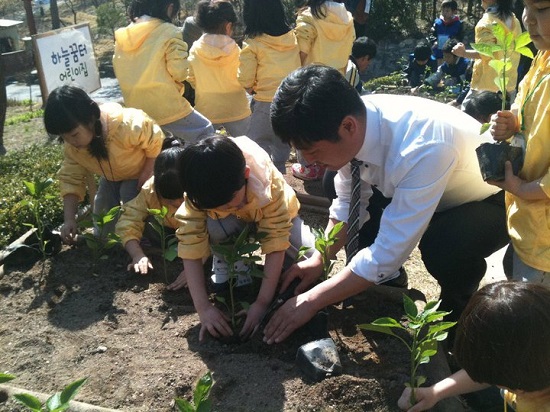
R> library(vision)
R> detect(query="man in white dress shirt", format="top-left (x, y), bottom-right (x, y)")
top-left (263, 64), bottom-right (509, 344)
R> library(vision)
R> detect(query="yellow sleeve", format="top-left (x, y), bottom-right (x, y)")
top-left (58, 149), bottom-right (89, 201)
top-left (187, 50), bottom-right (196, 89)
top-left (238, 40), bottom-right (258, 89)
top-left (123, 110), bottom-right (165, 158)
top-left (295, 12), bottom-right (316, 56)
top-left (116, 187), bottom-right (150, 246)
top-left (175, 202), bottom-right (211, 260)
top-left (257, 173), bottom-right (297, 254)
top-left (165, 37), bottom-right (189, 84)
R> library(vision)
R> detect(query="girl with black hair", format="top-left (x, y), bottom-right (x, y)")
top-left (238, 0), bottom-right (300, 174)
top-left (44, 85), bottom-right (165, 244)
top-left (116, 139), bottom-right (186, 278)
top-left (113, 0), bottom-right (214, 143)
top-left (187, 0), bottom-right (251, 137)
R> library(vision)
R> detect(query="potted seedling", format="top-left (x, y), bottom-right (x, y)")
top-left (472, 23), bottom-right (533, 180)
top-left (147, 206), bottom-right (178, 283)
top-left (79, 205), bottom-right (121, 260)
top-left (210, 225), bottom-right (265, 338)
top-left (175, 371), bottom-right (214, 412)
top-left (359, 295), bottom-right (456, 406)
top-left (19, 178), bottom-right (61, 263)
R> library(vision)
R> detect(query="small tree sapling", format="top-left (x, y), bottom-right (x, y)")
top-left (359, 295), bottom-right (456, 405)
top-left (312, 221), bottom-right (344, 281)
top-left (13, 377), bottom-right (87, 412)
top-left (147, 206), bottom-right (178, 283)
top-left (79, 206), bottom-right (121, 260)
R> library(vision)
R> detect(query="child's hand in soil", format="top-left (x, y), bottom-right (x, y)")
top-left (167, 270), bottom-right (188, 290)
top-left (129, 256), bottom-right (153, 274)
top-left (239, 300), bottom-right (268, 339)
top-left (61, 219), bottom-right (78, 244)
top-left (397, 387), bottom-right (438, 411)
top-left (198, 305), bottom-right (232, 341)
top-left (280, 253), bottom-right (324, 295)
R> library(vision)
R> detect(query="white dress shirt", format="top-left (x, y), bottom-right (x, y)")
top-left (330, 94), bottom-right (500, 284)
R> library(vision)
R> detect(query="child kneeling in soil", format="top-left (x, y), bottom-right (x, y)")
top-left (44, 85), bottom-right (165, 244)
top-left (116, 138), bottom-right (186, 283)
top-left (398, 281), bottom-right (550, 411)
top-left (175, 134), bottom-right (315, 341)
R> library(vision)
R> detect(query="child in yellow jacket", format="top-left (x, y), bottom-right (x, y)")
top-left (188, 0), bottom-right (251, 137)
top-left (489, 0), bottom-right (550, 285)
top-left (113, 0), bottom-right (214, 143)
top-left (116, 140), bottom-right (185, 281)
top-left (43, 85), bottom-right (165, 244)
top-left (292, 0), bottom-right (355, 181)
top-left (239, 0), bottom-right (300, 174)
top-left (175, 134), bottom-right (315, 341)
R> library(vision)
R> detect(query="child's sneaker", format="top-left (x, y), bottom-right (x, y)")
top-left (211, 257), bottom-right (253, 287)
top-left (291, 163), bottom-right (326, 181)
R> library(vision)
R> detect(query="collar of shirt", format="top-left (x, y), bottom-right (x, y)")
top-left (354, 97), bottom-right (383, 167)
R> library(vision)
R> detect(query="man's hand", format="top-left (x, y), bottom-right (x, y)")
top-left (263, 292), bottom-right (317, 344)
top-left (490, 110), bottom-right (518, 141)
top-left (280, 253), bottom-right (323, 295)
top-left (198, 305), bottom-right (233, 342)
top-left (167, 269), bottom-right (188, 290)
top-left (397, 387), bottom-right (438, 411)
top-left (128, 256), bottom-right (153, 274)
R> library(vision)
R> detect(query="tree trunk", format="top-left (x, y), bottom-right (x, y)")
top-left (21, 0), bottom-right (37, 35)
top-left (0, 55), bottom-right (6, 155)
top-left (51, 0), bottom-right (61, 29)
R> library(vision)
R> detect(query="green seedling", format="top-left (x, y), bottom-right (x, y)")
top-left (472, 23), bottom-right (533, 132)
top-left (147, 206), bottom-right (178, 283)
top-left (359, 295), bottom-right (456, 406)
top-left (0, 373), bottom-right (16, 383)
top-left (21, 178), bottom-right (56, 261)
top-left (13, 377), bottom-right (87, 412)
top-left (80, 206), bottom-right (121, 260)
top-left (210, 226), bottom-right (265, 330)
top-left (312, 221), bottom-right (344, 282)
top-left (175, 371), bottom-right (214, 412)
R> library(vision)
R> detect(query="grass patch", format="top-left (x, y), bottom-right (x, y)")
top-left (5, 109), bottom-right (45, 126)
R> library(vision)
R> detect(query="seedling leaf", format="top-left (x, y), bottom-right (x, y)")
top-left (403, 294), bottom-right (418, 319)
top-left (13, 393), bottom-right (42, 411)
top-left (174, 398), bottom-right (194, 412)
top-left (193, 371), bottom-right (213, 407)
top-left (0, 373), bottom-right (15, 383)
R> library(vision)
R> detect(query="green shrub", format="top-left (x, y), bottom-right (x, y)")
top-left (0, 144), bottom-right (64, 249)
top-left (366, 0), bottom-right (422, 42)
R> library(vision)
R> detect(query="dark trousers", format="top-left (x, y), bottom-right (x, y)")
top-left (323, 170), bottom-right (509, 321)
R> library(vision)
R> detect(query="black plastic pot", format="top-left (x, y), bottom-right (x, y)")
top-left (476, 142), bottom-right (523, 181)
top-left (296, 337), bottom-right (342, 382)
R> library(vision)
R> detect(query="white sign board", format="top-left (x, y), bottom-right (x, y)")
top-left (32, 23), bottom-right (101, 101)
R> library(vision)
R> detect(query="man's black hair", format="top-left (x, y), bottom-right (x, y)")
top-left (413, 43), bottom-right (432, 61)
top-left (178, 134), bottom-right (246, 210)
top-left (271, 65), bottom-right (364, 149)
top-left (351, 36), bottom-right (377, 60)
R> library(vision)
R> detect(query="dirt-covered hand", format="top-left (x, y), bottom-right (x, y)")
top-left (280, 255), bottom-right (323, 295)
top-left (490, 110), bottom-right (517, 141)
top-left (239, 300), bottom-right (267, 339)
top-left (397, 387), bottom-right (437, 411)
top-left (166, 270), bottom-right (188, 290)
top-left (198, 305), bottom-right (232, 342)
top-left (263, 293), bottom-right (316, 344)
top-left (128, 256), bottom-right (153, 275)
top-left (60, 219), bottom-right (78, 245)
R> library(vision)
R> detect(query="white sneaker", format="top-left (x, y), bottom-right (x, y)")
top-left (211, 256), bottom-right (252, 286)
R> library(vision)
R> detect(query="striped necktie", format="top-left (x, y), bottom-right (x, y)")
top-left (346, 158), bottom-right (363, 264)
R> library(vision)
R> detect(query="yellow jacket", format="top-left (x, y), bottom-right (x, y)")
top-left (295, 3), bottom-right (354, 73)
top-left (503, 389), bottom-right (550, 412)
top-left (176, 136), bottom-right (299, 260)
top-left (188, 34), bottom-right (251, 124)
top-left (58, 103), bottom-right (164, 202)
top-left (116, 177), bottom-right (182, 246)
top-left (507, 51), bottom-right (550, 271)
top-left (238, 31), bottom-right (301, 102)
top-left (471, 12), bottom-right (521, 93)
top-left (113, 18), bottom-right (193, 125)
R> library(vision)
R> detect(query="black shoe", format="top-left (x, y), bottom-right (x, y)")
top-left (380, 267), bottom-right (408, 288)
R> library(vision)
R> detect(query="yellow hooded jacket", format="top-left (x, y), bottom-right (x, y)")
top-left (113, 19), bottom-right (193, 125)
top-left (116, 176), bottom-right (183, 246)
top-left (238, 31), bottom-right (301, 103)
top-left (471, 12), bottom-right (522, 93)
top-left (175, 136), bottom-right (300, 260)
top-left (507, 51), bottom-right (550, 271)
top-left (58, 103), bottom-right (164, 202)
top-left (295, 3), bottom-right (355, 74)
top-left (188, 34), bottom-right (251, 124)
